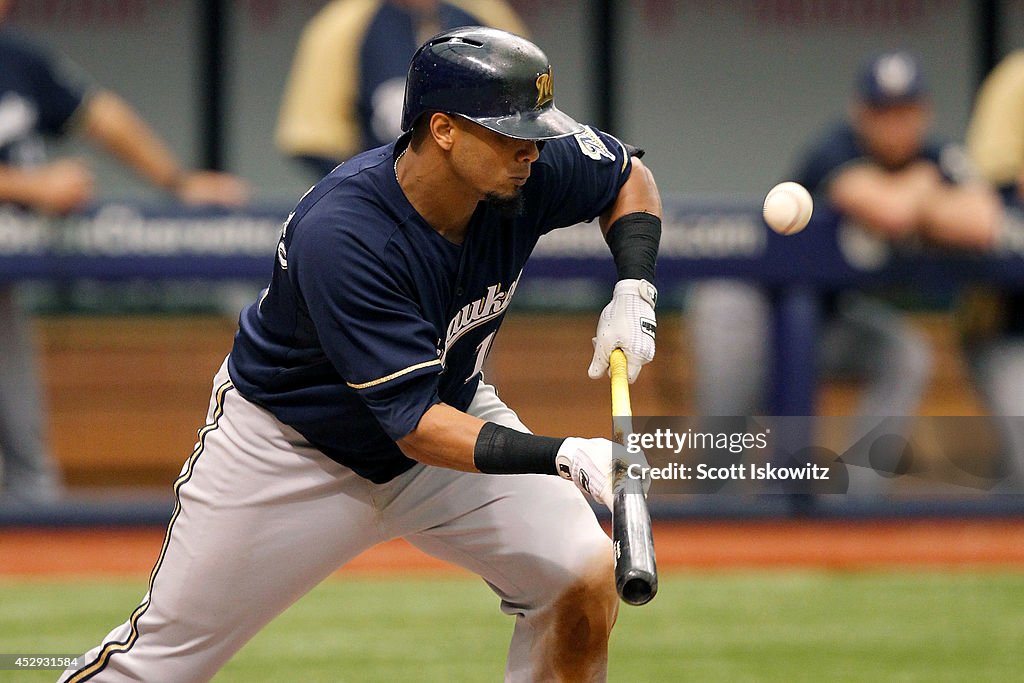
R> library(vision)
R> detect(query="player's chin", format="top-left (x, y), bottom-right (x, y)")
top-left (484, 188), bottom-right (526, 218)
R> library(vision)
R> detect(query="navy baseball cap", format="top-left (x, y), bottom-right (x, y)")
top-left (856, 51), bottom-right (927, 106)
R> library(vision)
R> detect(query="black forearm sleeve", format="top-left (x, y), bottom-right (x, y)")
top-left (473, 422), bottom-right (564, 475)
top-left (605, 211), bottom-right (661, 282)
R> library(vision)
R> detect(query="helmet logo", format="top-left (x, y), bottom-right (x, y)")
top-left (535, 69), bottom-right (554, 108)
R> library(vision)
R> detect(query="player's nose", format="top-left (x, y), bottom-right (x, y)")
top-left (518, 140), bottom-right (540, 164)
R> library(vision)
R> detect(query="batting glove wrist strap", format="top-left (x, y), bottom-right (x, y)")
top-left (588, 278), bottom-right (658, 384)
top-left (605, 211), bottom-right (660, 282)
top-left (555, 438), bottom-right (653, 509)
top-left (473, 422), bottom-right (565, 475)
top-left (555, 437), bottom-right (616, 510)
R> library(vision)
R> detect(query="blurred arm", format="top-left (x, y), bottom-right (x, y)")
top-left (0, 159), bottom-right (94, 215)
top-left (828, 161), bottom-right (937, 239)
top-left (918, 181), bottom-right (1002, 250)
top-left (81, 90), bottom-right (250, 206)
top-left (830, 161), bottom-right (1000, 250)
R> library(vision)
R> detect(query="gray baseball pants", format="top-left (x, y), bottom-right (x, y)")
top-left (60, 358), bottom-right (616, 682)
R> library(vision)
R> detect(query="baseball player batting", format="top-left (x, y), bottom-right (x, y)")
top-left (61, 26), bottom-right (661, 683)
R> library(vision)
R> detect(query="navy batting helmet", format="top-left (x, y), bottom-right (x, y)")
top-left (401, 26), bottom-right (582, 141)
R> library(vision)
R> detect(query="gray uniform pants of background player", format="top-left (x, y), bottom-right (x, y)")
top-left (687, 280), bottom-right (932, 495)
top-left (0, 286), bottom-right (61, 503)
top-left (60, 359), bottom-right (611, 682)
top-left (967, 338), bottom-right (1024, 491)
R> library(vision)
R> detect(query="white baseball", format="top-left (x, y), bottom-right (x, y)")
top-left (763, 181), bottom-right (813, 235)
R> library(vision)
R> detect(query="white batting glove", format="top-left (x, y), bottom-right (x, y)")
top-left (555, 437), bottom-right (651, 510)
top-left (588, 278), bottom-right (657, 384)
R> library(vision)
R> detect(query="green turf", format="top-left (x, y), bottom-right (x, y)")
top-left (1, 571), bottom-right (1022, 682)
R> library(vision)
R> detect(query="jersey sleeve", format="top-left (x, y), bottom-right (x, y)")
top-left (531, 125), bottom-right (633, 232)
top-left (288, 207), bottom-right (443, 441)
top-left (966, 51), bottom-right (1024, 188)
top-left (20, 41), bottom-right (88, 135)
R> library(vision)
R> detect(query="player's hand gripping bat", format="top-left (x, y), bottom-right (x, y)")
top-left (609, 348), bottom-right (658, 605)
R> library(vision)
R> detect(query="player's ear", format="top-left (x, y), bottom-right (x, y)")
top-left (429, 113), bottom-right (457, 151)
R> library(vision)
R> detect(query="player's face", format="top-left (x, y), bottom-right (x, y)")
top-left (450, 119), bottom-right (541, 201)
top-left (855, 101), bottom-right (931, 169)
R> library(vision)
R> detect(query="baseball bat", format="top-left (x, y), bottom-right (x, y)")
top-left (609, 348), bottom-right (658, 606)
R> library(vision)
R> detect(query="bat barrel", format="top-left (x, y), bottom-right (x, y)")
top-left (613, 474), bottom-right (658, 605)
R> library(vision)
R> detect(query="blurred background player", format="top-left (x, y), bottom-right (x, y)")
top-left (964, 49), bottom-right (1024, 491)
top-left (0, 0), bottom-right (251, 503)
top-left (275, 0), bottom-right (525, 179)
top-left (687, 50), bottom-right (1000, 494)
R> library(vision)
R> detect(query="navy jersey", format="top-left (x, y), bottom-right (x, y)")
top-left (794, 122), bottom-right (963, 193)
top-left (229, 126), bottom-right (631, 483)
top-left (0, 28), bottom-right (87, 168)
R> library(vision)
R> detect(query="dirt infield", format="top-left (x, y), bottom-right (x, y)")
top-left (2, 519), bottom-right (1023, 578)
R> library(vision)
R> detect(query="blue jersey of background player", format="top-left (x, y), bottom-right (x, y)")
top-left (234, 70), bottom-right (642, 487)
top-left (0, 26), bottom-right (87, 169)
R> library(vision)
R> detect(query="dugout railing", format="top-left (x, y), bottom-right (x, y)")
top-left (0, 198), bottom-right (1022, 523)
